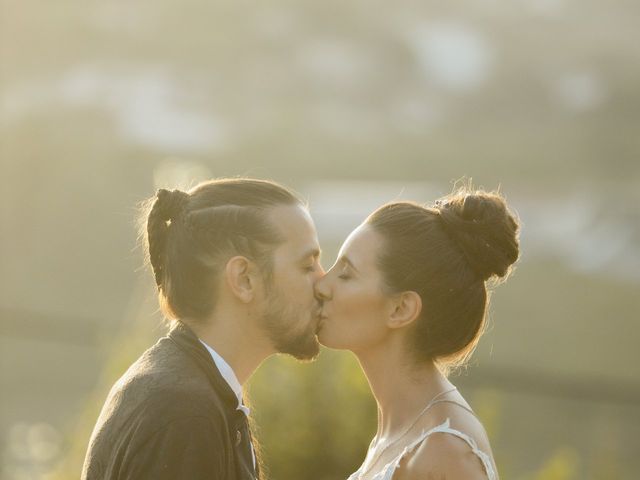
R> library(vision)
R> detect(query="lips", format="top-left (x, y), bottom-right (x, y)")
top-left (314, 304), bottom-right (327, 321)
top-left (315, 313), bottom-right (328, 334)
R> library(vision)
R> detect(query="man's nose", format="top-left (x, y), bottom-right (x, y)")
top-left (314, 263), bottom-right (326, 278)
top-left (314, 272), bottom-right (331, 301)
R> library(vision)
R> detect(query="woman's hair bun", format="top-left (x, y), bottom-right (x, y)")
top-left (436, 189), bottom-right (520, 281)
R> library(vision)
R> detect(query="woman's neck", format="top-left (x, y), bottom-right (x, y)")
top-left (356, 338), bottom-right (453, 441)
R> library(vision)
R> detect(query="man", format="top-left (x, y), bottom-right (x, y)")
top-left (82, 178), bottom-right (324, 479)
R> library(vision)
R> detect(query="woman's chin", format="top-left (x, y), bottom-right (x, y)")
top-left (317, 327), bottom-right (345, 350)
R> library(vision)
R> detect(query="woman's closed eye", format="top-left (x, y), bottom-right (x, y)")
top-left (338, 269), bottom-right (351, 280)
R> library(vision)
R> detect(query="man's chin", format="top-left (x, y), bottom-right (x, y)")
top-left (277, 332), bottom-right (321, 361)
top-left (263, 305), bottom-right (322, 360)
top-left (287, 337), bottom-right (321, 362)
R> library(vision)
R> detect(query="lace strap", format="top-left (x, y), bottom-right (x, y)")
top-left (426, 398), bottom-right (478, 418)
top-left (378, 418), bottom-right (497, 480)
top-left (423, 419), bottom-right (498, 480)
top-left (348, 400), bottom-right (495, 480)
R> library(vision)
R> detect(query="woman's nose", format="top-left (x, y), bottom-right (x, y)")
top-left (314, 272), bottom-right (332, 301)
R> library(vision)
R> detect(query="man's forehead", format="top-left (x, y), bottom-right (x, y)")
top-left (267, 204), bottom-right (319, 248)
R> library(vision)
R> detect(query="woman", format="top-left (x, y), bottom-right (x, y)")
top-left (315, 187), bottom-right (520, 480)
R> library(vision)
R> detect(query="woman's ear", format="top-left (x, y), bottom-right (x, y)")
top-left (225, 256), bottom-right (256, 303)
top-left (387, 291), bottom-right (422, 329)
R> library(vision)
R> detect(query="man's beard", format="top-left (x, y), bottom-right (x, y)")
top-left (261, 287), bottom-right (320, 361)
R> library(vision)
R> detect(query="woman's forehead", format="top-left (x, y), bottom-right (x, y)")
top-left (339, 224), bottom-right (383, 270)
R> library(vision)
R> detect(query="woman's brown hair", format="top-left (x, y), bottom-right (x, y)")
top-left (142, 178), bottom-right (302, 323)
top-left (366, 186), bottom-right (520, 372)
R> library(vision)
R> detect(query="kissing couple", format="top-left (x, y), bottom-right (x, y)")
top-left (82, 177), bottom-right (519, 480)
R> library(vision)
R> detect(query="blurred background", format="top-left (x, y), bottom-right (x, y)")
top-left (1, 1), bottom-right (639, 479)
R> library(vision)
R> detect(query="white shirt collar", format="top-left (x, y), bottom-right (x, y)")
top-left (199, 339), bottom-right (250, 416)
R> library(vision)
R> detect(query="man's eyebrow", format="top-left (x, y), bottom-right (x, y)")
top-left (298, 248), bottom-right (321, 262)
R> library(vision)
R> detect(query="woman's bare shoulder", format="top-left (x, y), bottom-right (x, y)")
top-left (393, 431), bottom-right (490, 480)
top-left (426, 397), bottom-right (495, 456)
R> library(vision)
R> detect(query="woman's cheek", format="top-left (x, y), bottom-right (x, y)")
top-left (340, 289), bottom-right (380, 326)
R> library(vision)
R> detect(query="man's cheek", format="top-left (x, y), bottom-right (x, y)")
top-left (291, 278), bottom-right (313, 300)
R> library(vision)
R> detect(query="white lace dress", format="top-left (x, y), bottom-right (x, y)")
top-left (347, 404), bottom-right (497, 480)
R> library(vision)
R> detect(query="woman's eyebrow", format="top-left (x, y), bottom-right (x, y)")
top-left (338, 255), bottom-right (359, 273)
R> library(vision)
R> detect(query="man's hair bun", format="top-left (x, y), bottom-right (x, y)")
top-left (436, 189), bottom-right (520, 282)
top-left (146, 189), bottom-right (191, 288)
top-left (154, 189), bottom-right (190, 223)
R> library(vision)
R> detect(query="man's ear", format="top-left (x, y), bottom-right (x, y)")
top-left (225, 256), bottom-right (256, 303)
top-left (387, 291), bottom-right (422, 329)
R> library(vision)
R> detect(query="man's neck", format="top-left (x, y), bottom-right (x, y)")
top-left (188, 307), bottom-right (274, 386)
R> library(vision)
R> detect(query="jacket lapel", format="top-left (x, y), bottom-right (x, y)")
top-left (167, 321), bottom-right (258, 479)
